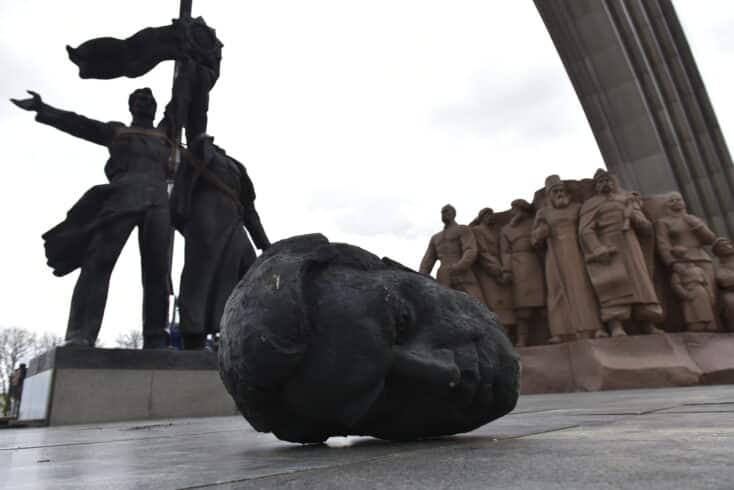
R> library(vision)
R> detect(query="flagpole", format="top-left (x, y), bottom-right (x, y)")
top-left (167, 0), bottom-right (193, 337)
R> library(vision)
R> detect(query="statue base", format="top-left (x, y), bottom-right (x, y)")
top-left (519, 332), bottom-right (734, 394)
top-left (17, 346), bottom-right (236, 426)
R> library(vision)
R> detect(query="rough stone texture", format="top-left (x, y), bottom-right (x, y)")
top-left (219, 234), bottom-right (520, 443)
top-left (714, 238), bottom-right (734, 331)
top-left (520, 333), bottom-right (734, 394)
top-left (518, 342), bottom-right (575, 395)
top-left (670, 333), bottom-right (734, 385)
top-left (570, 334), bottom-right (701, 392)
top-left (5, 386), bottom-right (734, 489)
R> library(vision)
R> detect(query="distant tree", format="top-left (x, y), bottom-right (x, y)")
top-left (33, 332), bottom-right (64, 357)
top-left (0, 326), bottom-right (35, 416)
top-left (115, 330), bottom-right (143, 349)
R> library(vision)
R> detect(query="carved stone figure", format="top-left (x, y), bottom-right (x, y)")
top-left (501, 199), bottom-right (546, 347)
top-left (419, 205), bottom-right (484, 301)
top-left (713, 238), bottom-right (734, 332)
top-left (171, 135), bottom-right (270, 349)
top-left (11, 89), bottom-right (174, 348)
top-left (654, 192), bottom-right (717, 303)
top-left (531, 175), bottom-right (604, 342)
top-left (671, 262), bottom-right (716, 332)
top-left (219, 234), bottom-right (520, 443)
top-left (627, 191), bottom-right (656, 280)
top-left (579, 169), bottom-right (663, 337)
top-left (470, 208), bottom-right (516, 328)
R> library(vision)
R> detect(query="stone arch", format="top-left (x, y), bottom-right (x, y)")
top-left (535, 0), bottom-right (734, 236)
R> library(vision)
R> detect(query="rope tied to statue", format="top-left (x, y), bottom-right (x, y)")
top-left (114, 127), bottom-right (243, 212)
top-left (179, 145), bottom-right (244, 214)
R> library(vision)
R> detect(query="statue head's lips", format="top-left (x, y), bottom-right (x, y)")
top-left (219, 234), bottom-right (520, 443)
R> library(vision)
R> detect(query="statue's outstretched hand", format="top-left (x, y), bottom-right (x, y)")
top-left (10, 90), bottom-right (43, 112)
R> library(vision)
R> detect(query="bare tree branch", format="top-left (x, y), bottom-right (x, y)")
top-left (115, 329), bottom-right (143, 349)
top-left (0, 326), bottom-right (35, 416)
top-left (33, 332), bottom-right (64, 357)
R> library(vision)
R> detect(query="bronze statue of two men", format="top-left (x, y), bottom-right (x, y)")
top-left (12, 17), bottom-right (269, 349)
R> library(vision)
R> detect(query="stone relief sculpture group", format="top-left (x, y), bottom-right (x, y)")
top-left (421, 169), bottom-right (734, 346)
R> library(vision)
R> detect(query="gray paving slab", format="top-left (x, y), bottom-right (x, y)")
top-left (0, 416), bottom-right (245, 450)
top-left (238, 413), bottom-right (734, 490)
top-left (3, 385), bottom-right (734, 489)
top-left (656, 403), bottom-right (734, 414)
top-left (513, 385), bottom-right (734, 414)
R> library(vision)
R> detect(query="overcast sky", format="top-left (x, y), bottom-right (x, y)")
top-left (1, 1), bottom-right (733, 346)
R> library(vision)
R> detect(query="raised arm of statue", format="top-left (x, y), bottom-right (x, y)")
top-left (453, 227), bottom-right (478, 272)
top-left (419, 239), bottom-right (437, 276)
top-left (686, 215), bottom-right (716, 245)
top-left (11, 90), bottom-right (117, 146)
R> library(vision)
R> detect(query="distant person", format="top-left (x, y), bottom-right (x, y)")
top-left (8, 364), bottom-right (27, 418)
top-left (169, 322), bottom-right (183, 350)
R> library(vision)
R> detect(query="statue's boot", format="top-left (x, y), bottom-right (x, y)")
top-left (609, 321), bottom-right (627, 337)
top-left (641, 322), bottom-right (664, 335)
top-left (64, 335), bottom-right (93, 348)
top-left (547, 336), bottom-right (561, 344)
top-left (593, 329), bottom-right (609, 339)
top-left (143, 334), bottom-right (169, 349)
top-left (182, 333), bottom-right (207, 350)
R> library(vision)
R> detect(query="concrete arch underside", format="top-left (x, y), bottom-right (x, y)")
top-left (535, 0), bottom-right (734, 237)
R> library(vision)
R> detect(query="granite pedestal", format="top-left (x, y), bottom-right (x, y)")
top-left (17, 346), bottom-right (236, 426)
top-left (520, 332), bottom-right (734, 394)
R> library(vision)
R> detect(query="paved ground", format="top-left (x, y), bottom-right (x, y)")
top-left (3, 385), bottom-right (734, 489)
